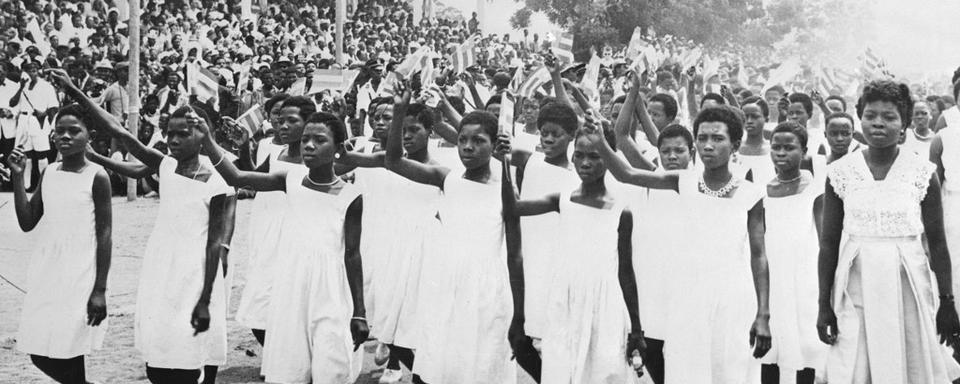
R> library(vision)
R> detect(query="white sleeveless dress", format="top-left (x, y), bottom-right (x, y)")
top-left (135, 156), bottom-right (233, 369)
top-left (761, 171), bottom-right (827, 374)
top-left (825, 151), bottom-right (960, 383)
top-left (371, 167), bottom-right (441, 349)
top-left (17, 163), bottom-right (107, 358)
top-left (941, 128), bottom-right (960, 314)
top-left (353, 140), bottom-right (392, 327)
top-left (541, 192), bottom-right (638, 384)
top-left (414, 173), bottom-right (517, 384)
top-left (236, 150), bottom-right (303, 330)
top-left (261, 168), bottom-right (363, 383)
top-left (519, 153), bottom-right (579, 338)
top-left (664, 171), bottom-right (764, 384)
top-left (737, 152), bottom-right (776, 185)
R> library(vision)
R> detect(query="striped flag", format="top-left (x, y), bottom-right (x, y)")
top-left (237, 104), bottom-right (266, 136)
top-left (377, 72), bottom-right (399, 96)
top-left (552, 31), bottom-right (574, 65)
top-left (305, 69), bottom-right (360, 95)
top-left (499, 92), bottom-right (515, 134)
top-left (395, 46), bottom-right (432, 79)
top-left (420, 55), bottom-right (436, 88)
top-left (509, 66), bottom-right (525, 93)
top-left (288, 77), bottom-right (307, 96)
top-left (518, 67), bottom-right (550, 99)
top-left (188, 62), bottom-right (220, 108)
top-left (451, 35), bottom-right (478, 74)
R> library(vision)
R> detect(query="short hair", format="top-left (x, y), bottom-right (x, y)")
top-left (368, 96), bottom-right (393, 113)
top-left (826, 95), bottom-right (847, 111)
top-left (771, 121), bottom-right (808, 149)
top-left (459, 110), bottom-right (499, 143)
top-left (405, 103), bottom-right (435, 131)
top-left (855, 80), bottom-right (914, 129)
top-left (700, 93), bottom-right (726, 108)
top-left (825, 111), bottom-right (856, 128)
top-left (264, 93), bottom-right (290, 113)
top-left (170, 105), bottom-right (213, 129)
top-left (574, 126), bottom-right (616, 150)
top-left (693, 105), bottom-right (743, 144)
top-left (537, 102), bottom-right (578, 134)
top-left (741, 96), bottom-right (769, 120)
top-left (788, 92), bottom-right (813, 116)
top-left (281, 96), bottom-right (318, 121)
top-left (492, 72), bottom-right (511, 90)
top-left (765, 85), bottom-right (785, 96)
top-left (55, 103), bottom-right (96, 131)
top-left (305, 112), bottom-right (348, 146)
top-left (649, 93), bottom-right (679, 121)
top-left (657, 124), bottom-right (693, 151)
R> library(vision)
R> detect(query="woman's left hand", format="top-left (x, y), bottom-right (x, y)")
top-left (350, 318), bottom-right (370, 351)
top-left (626, 330), bottom-right (647, 374)
top-left (86, 290), bottom-right (107, 326)
top-left (936, 300), bottom-right (960, 347)
top-left (750, 314), bottom-right (772, 358)
top-left (191, 301), bottom-right (210, 336)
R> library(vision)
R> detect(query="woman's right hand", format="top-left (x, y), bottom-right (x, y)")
top-left (816, 305), bottom-right (839, 345)
top-left (6, 148), bottom-right (25, 175)
top-left (936, 299), bottom-right (960, 347)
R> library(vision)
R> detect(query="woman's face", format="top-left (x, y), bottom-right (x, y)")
top-left (401, 116), bottom-right (430, 154)
top-left (741, 103), bottom-right (766, 136)
top-left (300, 123), bottom-right (339, 168)
top-left (278, 106), bottom-right (305, 144)
top-left (912, 101), bottom-right (931, 130)
top-left (769, 132), bottom-right (804, 175)
top-left (860, 100), bottom-right (903, 149)
top-left (572, 136), bottom-right (607, 183)
top-left (457, 124), bottom-right (493, 170)
top-left (695, 121), bottom-right (736, 170)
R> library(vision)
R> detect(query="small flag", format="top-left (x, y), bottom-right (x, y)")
top-left (625, 27), bottom-right (647, 61)
top-left (678, 46), bottom-right (702, 70)
top-left (761, 57), bottom-right (802, 94)
top-left (306, 69), bottom-right (360, 95)
top-left (509, 66), bottom-right (525, 93)
top-left (451, 35), bottom-right (478, 74)
top-left (580, 53), bottom-right (602, 104)
top-left (395, 46), bottom-right (432, 79)
top-left (518, 67), bottom-right (550, 99)
top-left (25, 18), bottom-right (51, 56)
top-left (237, 104), bottom-right (266, 136)
top-left (377, 72), bottom-right (399, 96)
top-left (499, 93), bottom-right (515, 134)
top-left (287, 77), bottom-right (307, 96)
top-left (552, 31), bottom-right (574, 65)
top-left (188, 62), bottom-right (220, 108)
top-left (735, 58), bottom-right (749, 87)
top-left (420, 55), bottom-right (436, 88)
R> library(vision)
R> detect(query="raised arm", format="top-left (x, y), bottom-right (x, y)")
top-left (747, 200), bottom-right (771, 358)
top-left (198, 116), bottom-right (287, 192)
top-left (817, 179), bottom-right (843, 345)
top-left (383, 91), bottom-right (448, 188)
top-left (335, 151), bottom-right (385, 175)
top-left (583, 119), bottom-right (678, 191)
top-left (47, 69), bottom-right (165, 170)
top-left (546, 56), bottom-right (574, 110)
top-left (615, 79), bottom-right (655, 171)
top-left (85, 146), bottom-right (155, 179)
top-left (6, 148), bottom-right (44, 231)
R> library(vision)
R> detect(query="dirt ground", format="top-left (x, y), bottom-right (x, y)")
top-left (0, 194), bottom-right (557, 384)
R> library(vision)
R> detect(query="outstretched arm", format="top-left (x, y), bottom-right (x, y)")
top-left (198, 116), bottom-right (287, 191)
top-left (583, 119), bottom-right (678, 191)
top-left (48, 69), bottom-right (165, 170)
top-left (614, 79), bottom-right (656, 171)
top-left (86, 146), bottom-right (155, 179)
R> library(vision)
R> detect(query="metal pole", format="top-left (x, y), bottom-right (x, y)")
top-left (336, 0), bottom-right (345, 65)
top-left (126, 0), bottom-right (141, 201)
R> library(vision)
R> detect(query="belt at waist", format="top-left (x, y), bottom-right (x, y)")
top-left (847, 234), bottom-right (921, 242)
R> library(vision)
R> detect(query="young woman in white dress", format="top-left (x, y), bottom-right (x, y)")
top-left (760, 122), bottom-right (827, 383)
top-left (738, 97), bottom-right (776, 185)
top-left (235, 95), bottom-right (311, 347)
top-left (818, 80), bottom-right (960, 383)
top-left (823, 112), bottom-right (859, 165)
top-left (504, 124), bottom-right (645, 384)
top-left (584, 105), bottom-right (773, 383)
top-left (200, 111), bottom-right (369, 384)
top-left (8, 98), bottom-right (112, 384)
top-left (383, 90), bottom-right (518, 384)
top-left (70, 79), bottom-right (236, 383)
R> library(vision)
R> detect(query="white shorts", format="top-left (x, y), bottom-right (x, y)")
top-left (15, 115), bottom-right (50, 153)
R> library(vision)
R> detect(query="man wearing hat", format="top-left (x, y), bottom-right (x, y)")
top-left (10, 60), bottom-right (58, 190)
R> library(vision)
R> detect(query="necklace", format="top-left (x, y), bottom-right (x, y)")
top-left (698, 174), bottom-right (739, 198)
top-left (776, 173), bottom-right (802, 183)
top-left (306, 174), bottom-right (341, 187)
top-left (914, 128), bottom-right (934, 141)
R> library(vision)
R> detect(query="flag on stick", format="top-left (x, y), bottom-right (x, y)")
top-left (509, 66), bottom-right (525, 93)
top-left (305, 69), bottom-right (360, 95)
top-left (499, 92), bottom-right (515, 134)
top-left (625, 27), bottom-right (646, 61)
top-left (237, 104), bottom-right (265, 136)
top-left (395, 46), bottom-right (432, 79)
top-left (188, 62), bottom-right (220, 108)
top-left (517, 67), bottom-right (550, 99)
top-left (451, 36), bottom-right (478, 74)
top-left (551, 31), bottom-right (574, 65)
top-left (761, 57), bottom-right (801, 94)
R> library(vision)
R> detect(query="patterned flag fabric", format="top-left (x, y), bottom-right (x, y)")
top-left (518, 67), bottom-right (551, 98)
top-left (377, 72), bottom-right (399, 96)
top-left (509, 66), bottom-right (525, 93)
top-left (305, 69), bottom-right (360, 95)
top-left (552, 31), bottom-right (574, 65)
top-left (395, 46), bottom-right (432, 79)
top-left (451, 36), bottom-right (478, 74)
top-left (188, 62), bottom-right (220, 108)
top-left (237, 104), bottom-right (265, 136)
top-left (498, 92), bottom-right (515, 134)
